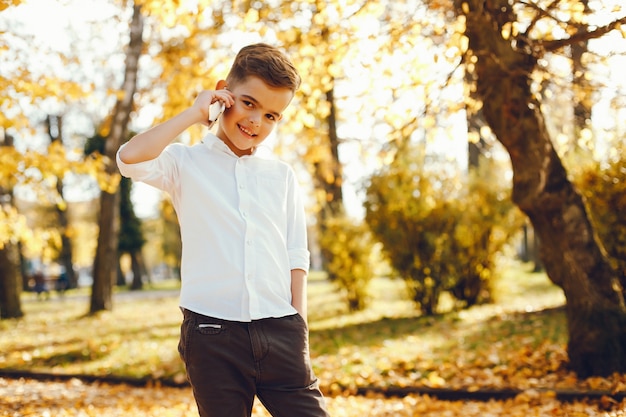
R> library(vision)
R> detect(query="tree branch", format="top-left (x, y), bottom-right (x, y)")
top-left (539, 15), bottom-right (626, 53)
top-left (519, 0), bottom-right (565, 39)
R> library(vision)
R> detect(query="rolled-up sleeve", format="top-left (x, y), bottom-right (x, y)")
top-left (286, 168), bottom-right (310, 272)
top-left (289, 248), bottom-right (310, 272)
top-left (116, 143), bottom-right (178, 193)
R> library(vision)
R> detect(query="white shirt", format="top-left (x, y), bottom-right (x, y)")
top-left (116, 133), bottom-right (310, 321)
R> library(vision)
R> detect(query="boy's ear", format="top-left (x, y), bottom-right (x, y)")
top-left (216, 79), bottom-right (228, 90)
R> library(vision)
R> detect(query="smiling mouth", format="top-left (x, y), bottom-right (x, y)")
top-left (239, 124), bottom-right (257, 138)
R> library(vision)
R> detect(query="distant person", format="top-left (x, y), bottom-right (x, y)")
top-left (116, 43), bottom-right (329, 417)
top-left (56, 269), bottom-right (69, 297)
top-left (33, 270), bottom-right (49, 300)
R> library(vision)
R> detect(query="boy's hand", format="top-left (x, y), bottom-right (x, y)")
top-left (193, 89), bottom-right (235, 127)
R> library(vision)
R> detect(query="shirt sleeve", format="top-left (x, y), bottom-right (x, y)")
top-left (286, 167), bottom-right (310, 272)
top-left (116, 143), bottom-right (179, 194)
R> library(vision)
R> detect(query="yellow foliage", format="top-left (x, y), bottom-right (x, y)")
top-left (501, 22), bottom-right (512, 39)
top-left (0, 204), bottom-right (27, 248)
top-left (302, 113), bottom-right (317, 128)
top-left (244, 8), bottom-right (259, 24)
top-left (0, 137), bottom-right (116, 250)
top-left (422, 115), bottom-right (436, 129)
top-left (568, 1), bottom-right (587, 24)
top-left (98, 171), bottom-right (122, 194)
top-left (0, 203), bottom-right (63, 260)
top-left (0, 146), bottom-right (22, 189)
top-left (576, 147), bottom-right (626, 278)
top-left (114, 89), bottom-right (126, 101)
top-left (0, 0), bottom-right (21, 12)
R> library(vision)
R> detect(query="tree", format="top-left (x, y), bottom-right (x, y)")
top-left (45, 114), bottom-right (78, 288)
top-left (0, 131), bottom-right (23, 319)
top-left (577, 145), bottom-right (626, 295)
top-left (0, 240), bottom-right (22, 319)
top-left (570, 0), bottom-right (594, 150)
top-left (159, 198), bottom-right (181, 279)
top-left (118, 176), bottom-right (148, 290)
top-left (85, 133), bottom-right (147, 289)
top-left (90, 2), bottom-right (143, 313)
top-left (1, 0), bottom-right (115, 318)
top-left (452, 0), bottom-right (626, 376)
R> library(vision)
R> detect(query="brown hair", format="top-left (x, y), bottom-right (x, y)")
top-left (226, 43), bottom-right (301, 92)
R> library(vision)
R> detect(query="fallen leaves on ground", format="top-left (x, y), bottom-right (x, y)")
top-left (2, 269), bottom-right (626, 415)
top-left (2, 377), bottom-right (625, 417)
top-left (311, 307), bottom-right (626, 398)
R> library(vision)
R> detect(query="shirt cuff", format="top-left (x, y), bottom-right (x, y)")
top-left (116, 144), bottom-right (157, 180)
top-left (288, 248), bottom-right (310, 273)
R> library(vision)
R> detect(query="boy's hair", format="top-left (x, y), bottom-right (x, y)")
top-left (226, 43), bottom-right (301, 92)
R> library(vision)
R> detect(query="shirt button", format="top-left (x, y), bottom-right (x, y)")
top-left (239, 184), bottom-right (244, 189)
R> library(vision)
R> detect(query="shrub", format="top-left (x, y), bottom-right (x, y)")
top-left (576, 144), bottom-right (626, 287)
top-left (318, 214), bottom-right (375, 311)
top-left (364, 149), bottom-right (522, 315)
top-left (447, 174), bottom-right (524, 308)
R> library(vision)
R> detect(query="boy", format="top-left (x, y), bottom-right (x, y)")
top-left (117, 43), bottom-right (329, 417)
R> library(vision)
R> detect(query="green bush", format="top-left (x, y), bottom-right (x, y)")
top-left (318, 214), bottom-right (375, 311)
top-left (364, 150), bottom-right (522, 315)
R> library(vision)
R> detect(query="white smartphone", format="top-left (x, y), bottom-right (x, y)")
top-left (208, 101), bottom-right (225, 128)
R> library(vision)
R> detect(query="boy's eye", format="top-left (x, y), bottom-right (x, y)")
top-left (266, 114), bottom-right (276, 121)
top-left (243, 100), bottom-right (254, 108)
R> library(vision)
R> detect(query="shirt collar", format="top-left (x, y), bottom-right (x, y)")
top-left (201, 133), bottom-right (259, 158)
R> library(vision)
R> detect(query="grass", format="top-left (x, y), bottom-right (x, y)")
top-left (302, 262), bottom-right (573, 394)
top-left (4, 261), bottom-right (626, 416)
top-left (0, 259), bottom-right (598, 396)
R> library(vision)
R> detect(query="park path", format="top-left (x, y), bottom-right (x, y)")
top-left (23, 287), bottom-right (181, 305)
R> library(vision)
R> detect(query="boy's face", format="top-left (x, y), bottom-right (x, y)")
top-left (216, 76), bottom-right (293, 157)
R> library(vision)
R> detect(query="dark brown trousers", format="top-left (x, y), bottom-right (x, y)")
top-left (178, 309), bottom-right (330, 417)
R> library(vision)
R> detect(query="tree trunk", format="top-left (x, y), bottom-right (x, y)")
top-left (17, 241), bottom-right (30, 291)
top-left (464, 65), bottom-right (490, 171)
top-left (531, 230), bottom-right (543, 273)
top-left (313, 85), bottom-right (345, 218)
top-left (46, 114), bottom-right (78, 289)
top-left (313, 85), bottom-right (346, 272)
top-left (455, 0), bottom-right (626, 377)
top-left (129, 250), bottom-right (145, 290)
top-left (90, 3), bottom-right (144, 313)
top-left (0, 243), bottom-right (23, 319)
top-left (91, 190), bottom-right (119, 312)
top-left (571, 0), bottom-right (593, 140)
top-left (0, 131), bottom-right (23, 319)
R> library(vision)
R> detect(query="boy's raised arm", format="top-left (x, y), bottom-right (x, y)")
top-left (118, 89), bottom-right (233, 164)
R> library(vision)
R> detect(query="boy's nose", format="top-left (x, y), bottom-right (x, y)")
top-left (249, 115), bottom-right (261, 127)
